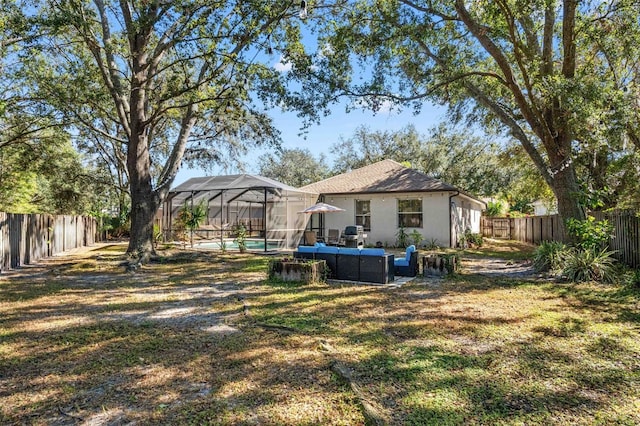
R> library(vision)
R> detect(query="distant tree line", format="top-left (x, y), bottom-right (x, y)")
top-left (259, 123), bottom-right (557, 216)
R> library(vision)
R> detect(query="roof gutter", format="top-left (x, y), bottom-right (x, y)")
top-left (449, 191), bottom-right (460, 248)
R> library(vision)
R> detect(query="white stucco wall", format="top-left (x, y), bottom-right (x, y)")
top-left (451, 194), bottom-right (485, 245)
top-left (532, 200), bottom-right (558, 216)
top-left (321, 192), bottom-right (455, 248)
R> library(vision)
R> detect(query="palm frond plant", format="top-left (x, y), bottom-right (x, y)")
top-left (533, 240), bottom-right (567, 272)
top-left (561, 247), bottom-right (618, 283)
top-left (177, 200), bottom-right (207, 248)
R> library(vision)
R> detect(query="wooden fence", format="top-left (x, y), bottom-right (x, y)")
top-left (482, 215), bottom-right (568, 245)
top-left (0, 213), bottom-right (98, 271)
top-left (593, 210), bottom-right (640, 269)
top-left (482, 211), bottom-right (640, 268)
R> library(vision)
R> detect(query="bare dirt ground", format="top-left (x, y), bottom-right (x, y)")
top-left (460, 257), bottom-right (538, 279)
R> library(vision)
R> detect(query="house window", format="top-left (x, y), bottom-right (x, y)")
top-left (398, 199), bottom-right (422, 228)
top-left (355, 200), bottom-right (371, 231)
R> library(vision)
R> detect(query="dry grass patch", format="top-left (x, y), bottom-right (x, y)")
top-left (462, 238), bottom-right (537, 260)
top-left (1, 243), bottom-right (639, 425)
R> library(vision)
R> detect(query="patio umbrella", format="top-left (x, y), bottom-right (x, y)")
top-left (298, 202), bottom-right (346, 214)
top-left (298, 202), bottom-right (345, 243)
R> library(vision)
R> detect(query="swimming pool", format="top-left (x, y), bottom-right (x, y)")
top-left (196, 239), bottom-right (282, 251)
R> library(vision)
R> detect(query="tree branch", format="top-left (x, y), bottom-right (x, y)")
top-left (464, 82), bottom-right (553, 185)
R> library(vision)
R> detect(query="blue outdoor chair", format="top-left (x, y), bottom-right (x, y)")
top-left (394, 245), bottom-right (418, 276)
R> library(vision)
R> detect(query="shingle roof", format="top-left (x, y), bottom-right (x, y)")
top-left (301, 159), bottom-right (459, 194)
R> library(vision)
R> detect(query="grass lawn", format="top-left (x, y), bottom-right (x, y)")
top-left (1, 241), bottom-right (639, 425)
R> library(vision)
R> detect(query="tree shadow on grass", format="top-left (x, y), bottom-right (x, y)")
top-left (549, 283), bottom-right (640, 325)
top-left (346, 332), bottom-right (637, 425)
top-left (3, 245), bottom-right (640, 425)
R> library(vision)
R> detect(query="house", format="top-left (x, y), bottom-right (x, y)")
top-left (531, 199), bottom-right (558, 216)
top-left (300, 159), bottom-right (486, 248)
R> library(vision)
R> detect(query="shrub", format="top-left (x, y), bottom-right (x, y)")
top-left (565, 216), bottom-right (613, 250)
top-left (463, 229), bottom-right (483, 247)
top-left (533, 241), bottom-right (567, 272)
top-left (632, 269), bottom-right (640, 288)
top-left (101, 210), bottom-right (130, 238)
top-left (622, 268), bottom-right (640, 288)
top-left (396, 226), bottom-right (409, 248)
top-left (409, 230), bottom-right (423, 247)
top-left (234, 224), bottom-right (248, 253)
top-left (509, 198), bottom-right (534, 215)
top-left (486, 201), bottom-right (503, 217)
top-left (561, 247), bottom-right (618, 283)
top-left (423, 238), bottom-right (440, 250)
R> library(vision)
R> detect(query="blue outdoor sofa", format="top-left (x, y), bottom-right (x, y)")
top-left (294, 245), bottom-right (394, 284)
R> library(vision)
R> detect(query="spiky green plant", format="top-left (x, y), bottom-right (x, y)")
top-left (409, 229), bottom-right (423, 247)
top-left (561, 247), bottom-right (618, 283)
top-left (177, 200), bottom-right (207, 248)
top-left (424, 238), bottom-right (440, 250)
top-left (485, 201), bottom-right (504, 217)
top-left (533, 241), bottom-right (567, 272)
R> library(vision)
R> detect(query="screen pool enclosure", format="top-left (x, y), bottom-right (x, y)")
top-left (163, 174), bottom-right (319, 251)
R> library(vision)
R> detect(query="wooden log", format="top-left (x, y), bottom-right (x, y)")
top-left (331, 361), bottom-right (387, 426)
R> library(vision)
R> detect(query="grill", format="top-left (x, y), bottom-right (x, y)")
top-left (343, 225), bottom-right (365, 247)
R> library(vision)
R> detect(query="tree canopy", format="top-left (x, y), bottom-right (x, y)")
top-left (32, 0), bottom-right (334, 258)
top-left (312, 0), bottom-right (640, 227)
top-left (331, 123), bottom-right (550, 203)
top-left (258, 148), bottom-right (330, 187)
top-left (3, 0), bottom-right (640, 244)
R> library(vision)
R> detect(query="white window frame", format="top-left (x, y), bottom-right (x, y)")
top-left (397, 198), bottom-right (423, 228)
top-left (355, 199), bottom-right (371, 231)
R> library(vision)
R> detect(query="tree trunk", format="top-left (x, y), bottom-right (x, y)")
top-left (126, 31), bottom-right (158, 260)
top-left (548, 164), bottom-right (585, 240)
top-left (127, 130), bottom-right (158, 259)
top-left (126, 67), bottom-right (158, 259)
top-left (128, 184), bottom-right (158, 259)
top-left (126, 121), bottom-right (160, 258)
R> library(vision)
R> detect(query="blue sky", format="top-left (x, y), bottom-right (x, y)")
top-left (174, 24), bottom-right (449, 186)
top-left (174, 98), bottom-right (448, 186)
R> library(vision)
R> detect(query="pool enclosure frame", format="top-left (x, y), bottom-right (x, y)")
top-left (163, 174), bottom-right (319, 251)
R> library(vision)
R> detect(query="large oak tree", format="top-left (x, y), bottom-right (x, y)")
top-left (41, 0), bottom-right (334, 259)
top-left (313, 0), bottom-right (640, 229)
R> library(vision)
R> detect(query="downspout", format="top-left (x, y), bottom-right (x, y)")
top-left (449, 191), bottom-right (459, 248)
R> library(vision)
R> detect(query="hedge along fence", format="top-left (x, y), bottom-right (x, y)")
top-left (0, 213), bottom-right (98, 271)
top-left (482, 210), bottom-right (640, 268)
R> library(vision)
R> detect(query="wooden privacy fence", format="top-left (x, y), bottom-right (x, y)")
top-left (593, 210), bottom-right (640, 269)
top-left (482, 211), bottom-right (640, 268)
top-left (0, 213), bottom-right (98, 271)
top-left (481, 215), bottom-right (567, 245)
